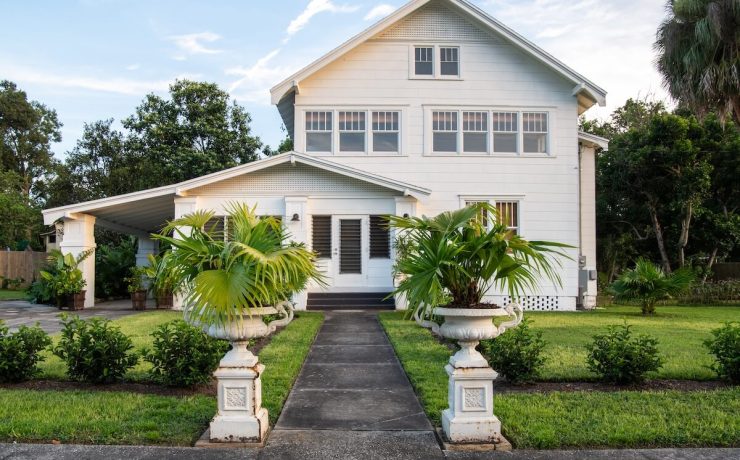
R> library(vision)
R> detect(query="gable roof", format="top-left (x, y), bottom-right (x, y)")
top-left (270, 0), bottom-right (606, 113)
top-left (42, 152), bottom-right (431, 228)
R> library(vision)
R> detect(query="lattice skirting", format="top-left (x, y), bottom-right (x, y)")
top-left (490, 295), bottom-right (577, 311)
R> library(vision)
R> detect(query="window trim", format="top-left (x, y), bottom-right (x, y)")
top-left (338, 111), bottom-right (367, 154)
top-left (409, 44), bottom-right (463, 80)
top-left (305, 111), bottom-right (333, 154)
top-left (425, 107), bottom-right (553, 157)
top-left (371, 110), bottom-right (401, 155)
top-left (458, 195), bottom-right (524, 234)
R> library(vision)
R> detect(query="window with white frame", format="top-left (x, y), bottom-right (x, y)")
top-left (414, 47), bottom-right (434, 76)
top-left (465, 200), bottom-right (489, 227)
top-left (372, 111), bottom-right (400, 153)
top-left (522, 112), bottom-right (548, 153)
top-left (492, 111), bottom-right (518, 153)
top-left (432, 111), bottom-right (458, 153)
top-left (462, 111), bottom-right (487, 153)
top-left (440, 47), bottom-right (459, 76)
top-left (338, 111), bottom-right (366, 152)
top-left (305, 111), bottom-right (332, 152)
top-left (495, 201), bottom-right (519, 234)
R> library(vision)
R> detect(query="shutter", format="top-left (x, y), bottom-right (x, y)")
top-left (339, 219), bottom-right (362, 274)
top-left (369, 215), bottom-right (390, 259)
top-left (312, 215), bottom-right (332, 258)
top-left (205, 216), bottom-right (226, 241)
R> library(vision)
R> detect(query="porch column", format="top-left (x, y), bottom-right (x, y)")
top-left (393, 197), bottom-right (417, 311)
top-left (136, 237), bottom-right (159, 296)
top-left (579, 144), bottom-right (598, 308)
top-left (59, 213), bottom-right (96, 308)
top-left (172, 197), bottom-right (198, 310)
top-left (285, 196), bottom-right (309, 310)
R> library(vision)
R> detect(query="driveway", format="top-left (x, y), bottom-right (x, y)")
top-left (0, 299), bottom-right (152, 333)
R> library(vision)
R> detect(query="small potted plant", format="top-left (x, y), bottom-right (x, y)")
top-left (389, 202), bottom-right (568, 444)
top-left (144, 253), bottom-right (175, 309)
top-left (125, 266), bottom-right (149, 310)
top-left (39, 249), bottom-right (94, 310)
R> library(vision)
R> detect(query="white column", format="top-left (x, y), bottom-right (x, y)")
top-left (285, 196), bottom-right (309, 310)
top-left (579, 145), bottom-right (598, 308)
top-left (172, 197), bottom-right (198, 310)
top-left (393, 197), bottom-right (417, 310)
top-left (59, 213), bottom-right (96, 308)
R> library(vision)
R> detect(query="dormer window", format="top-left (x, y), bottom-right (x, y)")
top-left (414, 47), bottom-right (434, 76)
top-left (411, 45), bottom-right (461, 79)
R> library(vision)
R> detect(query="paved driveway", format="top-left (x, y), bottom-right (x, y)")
top-left (0, 299), bottom-right (152, 333)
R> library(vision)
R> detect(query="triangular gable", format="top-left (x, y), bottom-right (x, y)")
top-left (270, 0), bottom-right (606, 109)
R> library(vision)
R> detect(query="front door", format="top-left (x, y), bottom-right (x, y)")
top-left (331, 215), bottom-right (367, 287)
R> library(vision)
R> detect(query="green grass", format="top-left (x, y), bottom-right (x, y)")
top-left (379, 310), bottom-right (740, 448)
top-left (0, 289), bottom-right (26, 300)
top-left (0, 310), bottom-right (323, 445)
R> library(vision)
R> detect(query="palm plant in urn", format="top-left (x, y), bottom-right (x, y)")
top-left (154, 203), bottom-right (322, 443)
top-left (389, 203), bottom-right (568, 443)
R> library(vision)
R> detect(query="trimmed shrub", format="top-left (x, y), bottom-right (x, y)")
top-left (480, 317), bottom-right (546, 383)
top-left (680, 280), bottom-right (740, 305)
top-left (704, 322), bottom-right (740, 383)
top-left (144, 320), bottom-right (229, 387)
top-left (53, 314), bottom-right (139, 383)
top-left (0, 320), bottom-right (51, 382)
top-left (586, 323), bottom-right (663, 384)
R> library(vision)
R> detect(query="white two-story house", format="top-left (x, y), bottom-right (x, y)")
top-left (43, 0), bottom-right (607, 311)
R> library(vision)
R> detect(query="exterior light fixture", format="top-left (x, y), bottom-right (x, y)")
top-left (291, 213), bottom-right (300, 222)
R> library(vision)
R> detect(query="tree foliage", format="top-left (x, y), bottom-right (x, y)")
top-left (655, 0), bottom-right (740, 124)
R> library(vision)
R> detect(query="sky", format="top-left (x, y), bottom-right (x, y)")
top-left (1, 0), bottom-right (670, 157)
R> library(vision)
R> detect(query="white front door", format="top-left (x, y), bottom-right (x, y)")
top-left (331, 215), bottom-right (368, 287)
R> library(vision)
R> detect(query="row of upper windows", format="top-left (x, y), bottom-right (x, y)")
top-left (303, 110), bottom-right (549, 155)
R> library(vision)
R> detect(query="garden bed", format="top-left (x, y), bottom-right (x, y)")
top-left (0, 310), bottom-right (324, 444)
top-left (379, 309), bottom-right (740, 449)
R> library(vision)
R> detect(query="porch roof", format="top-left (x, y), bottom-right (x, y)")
top-left (42, 152), bottom-right (431, 235)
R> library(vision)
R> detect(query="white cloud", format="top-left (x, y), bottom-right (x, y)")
top-left (2, 64), bottom-right (171, 95)
top-left (226, 49), bottom-right (300, 105)
top-left (168, 31), bottom-right (224, 55)
top-left (125, 63), bottom-right (141, 71)
top-left (285, 0), bottom-right (359, 39)
top-left (364, 3), bottom-right (396, 21)
top-left (482, 0), bottom-right (669, 120)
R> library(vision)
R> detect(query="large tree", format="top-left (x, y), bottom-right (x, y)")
top-left (655, 0), bottom-right (740, 124)
top-left (0, 80), bottom-right (61, 199)
top-left (122, 80), bottom-right (262, 187)
top-left (0, 171), bottom-right (42, 249)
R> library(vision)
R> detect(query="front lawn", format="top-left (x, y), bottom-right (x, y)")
top-left (0, 289), bottom-right (26, 300)
top-left (379, 308), bottom-right (740, 448)
top-left (0, 310), bottom-right (323, 445)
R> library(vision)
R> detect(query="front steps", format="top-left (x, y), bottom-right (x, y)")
top-left (306, 292), bottom-right (394, 310)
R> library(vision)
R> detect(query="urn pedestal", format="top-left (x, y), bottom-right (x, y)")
top-left (434, 305), bottom-right (522, 444)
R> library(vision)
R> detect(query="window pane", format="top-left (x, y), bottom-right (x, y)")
top-left (523, 133), bottom-right (547, 153)
top-left (305, 111), bottom-right (332, 131)
top-left (372, 111), bottom-right (399, 131)
top-left (338, 111), bottom-right (365, 131)
top-left (432, 111), bottom-right (457, 131)
top-left (496, 201), bottom-right (519, 234)
top-left (373, 132), bottom-right (399, 152)
top-left (433, 132), bottom-right (457, 152)
top-left (307, 133), bottom-right (332, 152)
top-left (440, 47), bottom-right (459, 76)
top-left (464, 133), bottom-right (487, 153)
top-left (414, 47), bottom-right (433, 75)
top-left (493, 133), bottom-right (517, 153)
top-left (340, 132), bottom-right (365, 152)
top-left (492, 112), bottom-right (517, 132)
top-left (523, 112), bottom-right (547, 133)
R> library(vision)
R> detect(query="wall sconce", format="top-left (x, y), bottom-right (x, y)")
top-left (291, 213), bottom-right (300, 222)
top-left (403, 213), bottom-right (409, 218)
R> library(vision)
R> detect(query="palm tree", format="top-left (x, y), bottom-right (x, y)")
top-left (388, 203), bottom-right (569, 316)
top-left (655, 0), bottom-right (740, 124)
top-left (611, 258), bottom-right (694, 315)
top-left (153, 203), bottom-right (322, 327)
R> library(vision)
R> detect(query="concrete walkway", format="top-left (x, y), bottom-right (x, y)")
top-left (0, 299), bottom-right (156, 333)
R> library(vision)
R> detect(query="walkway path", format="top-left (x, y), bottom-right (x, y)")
top-left (263, 309), bottom-right (443, 458)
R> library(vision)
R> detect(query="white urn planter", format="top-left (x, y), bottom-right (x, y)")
top-left (434, 304), bottom-right (523, 444)
top-left (194, 301), bottom-right (294, 444)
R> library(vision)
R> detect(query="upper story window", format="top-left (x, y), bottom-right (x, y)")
top-left (338, 111), bottom-right (366, 153)
top-left (372, 111), bottom-right (400, 153)
top-left (523, 112), bottom-right (548, 153)
top-left (306, 111), bottom-right (332, 153)
top-left (496, 201), bottom-right (519, 234)
top-left (432, 111), bottom-right (458, 153)
top-left (414, 47), bottom-right (434, 76)
top-left (430, 109), bottom-right (549, 155)
top-left (440, 47), bottom-right (459, 76)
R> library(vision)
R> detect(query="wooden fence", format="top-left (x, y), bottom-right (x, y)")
top-left (713, 263), bottom-right (740, 281)
top-left (0, 250), bottom-right (49, 287)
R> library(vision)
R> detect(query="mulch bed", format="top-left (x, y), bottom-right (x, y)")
top-left (0, 326), bottom-right (284, 397)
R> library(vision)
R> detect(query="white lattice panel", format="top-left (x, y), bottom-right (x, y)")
top-left (190, 163), bottom-right (399, 196)
top-left (376, 1), bottom-right (499, 43)
top-left (499, 295), bottom-right (561, 311)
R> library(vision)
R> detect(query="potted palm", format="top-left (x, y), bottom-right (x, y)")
top-left (143, 253), bottom-right (175, 309)
top-left (389, 203), bottom-right (568, 443)
top-left (39, 249), bottom-right (94, 310)
top-left (153, 203), bottom-right (322, 444)
top-left (125, 266), bottom-right (148, 310)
